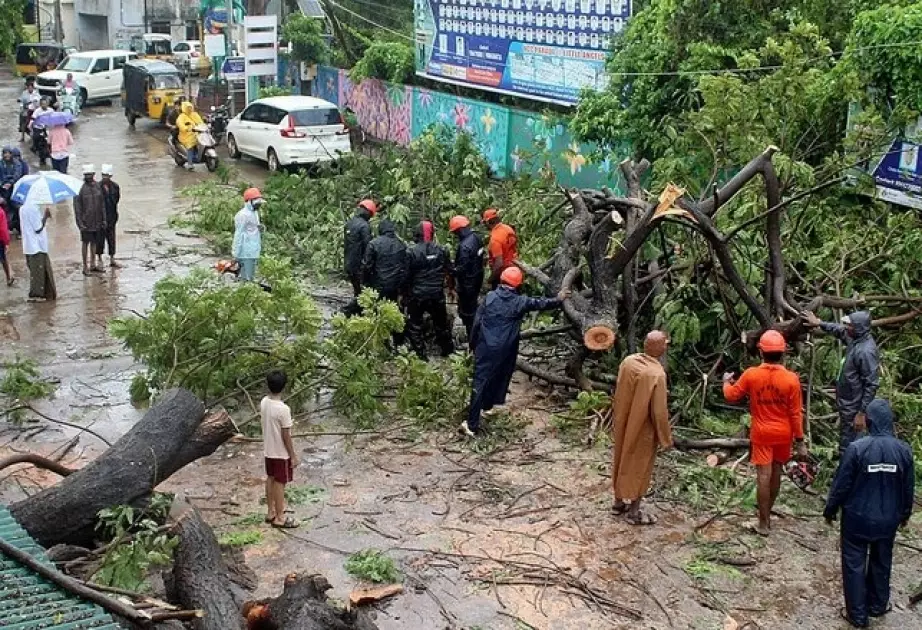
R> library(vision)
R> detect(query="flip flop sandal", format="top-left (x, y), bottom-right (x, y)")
top-left (271, 516), bottom-right (300, 529)
top-left (6, 278), bottom-right (14, 286)
top-left (625, 511), bottom-right (657, 526)
top-left (839, 607), bottom-right (868, 628)
top-left (264, 515), bottom-right (274, 523)
top-left (611, 502), bottom-right (629, 515)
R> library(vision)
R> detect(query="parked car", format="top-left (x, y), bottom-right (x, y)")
top-left (226, 96), bottom-right (352, 172)
top-left (172, 40), bottom-right (210, 77)
top-left (37, 50), bottom-right (138, 107)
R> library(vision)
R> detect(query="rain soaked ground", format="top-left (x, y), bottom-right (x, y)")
top-left (0, 64), bottom-right (919, 630)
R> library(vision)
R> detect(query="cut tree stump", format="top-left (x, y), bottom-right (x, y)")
top-left (10, 389), bottom-right (236, 547)
top-left (169, 502), bottom-right (247, 630)
top-left (250, 574), bottom-right (380, 630)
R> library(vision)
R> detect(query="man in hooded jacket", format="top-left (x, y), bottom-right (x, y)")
top-left (449, 215), bottom-right (484, 339)
top-left (344, 199), bottom-right (377, 298)
top-left (363, 219), bottom-right (407, 345)
top-left (403, 220), bottom-right (453, 360)
top-left (804, 311), bottom-right (880, 454)
top-left (824, 399), bottom-right (914, 628)
top-left (463, 267), bottom-right (569, 436)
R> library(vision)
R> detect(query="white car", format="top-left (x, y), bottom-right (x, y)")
top-left (37, 50), bottom-right (137, 107)
top-left (226, 96), bottom-right (352, 171)
top-left (172, 40), bottom-right (206, 74)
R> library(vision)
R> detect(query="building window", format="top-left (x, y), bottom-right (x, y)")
top-left (185, 22), bottom-right (199, 40)
top-left (151, 21), bottom-right (171, 34)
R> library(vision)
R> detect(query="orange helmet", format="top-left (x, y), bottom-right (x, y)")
top-left (482, 208), bottom-right (499, 222)
top-left (449, 215), bottom-right (470, 232)
top-left (358, 198), bottom-right (378, 215)
top-left (500, 266), bottom-right (523, 288)
top-left (758, 330), bottom-right (786, 353)
top-left (243, 187), bottom-right (262, 202)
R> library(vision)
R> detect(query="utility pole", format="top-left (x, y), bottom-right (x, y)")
top-left (225, 0), bottom-right (234, 55)
top-left (53, 0), bottom-right (64, 43)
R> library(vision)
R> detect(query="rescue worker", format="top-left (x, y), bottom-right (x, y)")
top-left (611, 330), bottom-right (673, 526)
top-left (449, 215), bottom-right (484, 339)
top-left (176, 101), bottom-right (204, 170)
top-left (363, 219), bottom-right (407, 346)
top-left (233, 188), bottom-right (264, 281)
top-left (463, 267), bottom-right (569, 436)
top-left (403, 220), bottom-right (453, 360)
top-left (804, 310), bottom-right (880, 455)
top-left (824, 399), bottom-right (914, 628)
top-left (482, 208), bottom-right (518, 289)
top-left (344, 199), bottom-right (377, 301)
top-left (723, 330), bottom-right (808, 536)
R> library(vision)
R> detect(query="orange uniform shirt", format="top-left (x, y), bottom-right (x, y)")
top-left (487, 222), bottom-right (518, 268)
top-left (723, 363), bottom-right (804, 445)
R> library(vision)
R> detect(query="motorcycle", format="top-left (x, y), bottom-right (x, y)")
top-left (168, 124), bottom-right (219, 172)
top-left (205, 104), bottom-right (229, 146)
top-left (30, 126), bottom-right (50, 165)
top-left (58, 86), bottom-right (80, 116)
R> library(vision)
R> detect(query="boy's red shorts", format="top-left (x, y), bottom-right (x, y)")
top-left (750, 442), bottom-right (791, 466)
top-left (265, 457), bottom-right (293, 483)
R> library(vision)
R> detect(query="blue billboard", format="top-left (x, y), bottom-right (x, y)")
top-left (414, 0), bottom-right (630, 106)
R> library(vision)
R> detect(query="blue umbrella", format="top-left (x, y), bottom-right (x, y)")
top-left (33, 111), bottom-right (74, 127)
top-left (12, 171), bottom-right (84, 205)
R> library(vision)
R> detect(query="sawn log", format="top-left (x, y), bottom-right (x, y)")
top-left (10, 389), bottom-right (236, 547)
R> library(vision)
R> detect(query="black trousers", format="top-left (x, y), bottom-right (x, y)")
top-left (839, 412), bottom-right (859, 457)
top-left (456, 287), bottom-right (480, 339)
top-left (406, 296), bottom-right (454, 360)
top-left (343, 271), bottom-right (363, 316)
top-left (97, 224), bottom-right (116, 256)
top-left (841, 530), bottom-right (895, 625)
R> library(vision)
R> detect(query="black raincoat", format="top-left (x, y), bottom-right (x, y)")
top-left (363, 219), bottom-right (407, 297)
top-left (343, 210), bottom-right (373, 276)
top-left (405, 238), bottom-right (450, 300)
top-left (452, 226), bottom-right (484, 293)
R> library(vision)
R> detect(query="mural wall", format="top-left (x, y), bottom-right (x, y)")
top-left (314, 66), bottom-right (624, 192)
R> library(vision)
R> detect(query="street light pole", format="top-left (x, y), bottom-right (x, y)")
top-left (53, 0), bottom-right (63, 43)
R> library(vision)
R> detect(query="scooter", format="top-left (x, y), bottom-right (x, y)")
top-left (30, 126), bottom-right (50, 165)
top-left (168, 124), bottom-right (219, 172)
top-left (205, 104), bottom-right (229, 146)
top-left (58, 86), bottom-right (80, 116)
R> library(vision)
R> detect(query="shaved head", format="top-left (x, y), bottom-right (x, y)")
top-left (644, 330), bottom-right (669, 358)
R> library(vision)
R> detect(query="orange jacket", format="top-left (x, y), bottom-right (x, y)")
top-left (487, 222), bottom-right (518, 269)
top-left (723, 363), bottom-right (804, 445)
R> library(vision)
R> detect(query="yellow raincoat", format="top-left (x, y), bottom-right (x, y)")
top-left (176, 102), bottom-right (204, 150)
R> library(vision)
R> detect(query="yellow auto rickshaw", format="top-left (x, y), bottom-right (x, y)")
top-left (121, 59), bottom-right (185, 126)
top-left (130, 34), bottom-right (175, 62)
top-left (15, 42), bottom-right (76, 76)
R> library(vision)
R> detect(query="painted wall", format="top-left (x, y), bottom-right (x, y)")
top-left (38, 0), bottom-right (77, 47)
top-left (313, 66), bottom-right (624, 192)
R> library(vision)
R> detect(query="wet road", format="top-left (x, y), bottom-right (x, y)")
top-left (0, 65), bottom-right (266, 448)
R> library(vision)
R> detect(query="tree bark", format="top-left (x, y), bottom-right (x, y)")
top-left (256, 573), bottom-right (380, 630)
top-left (674, 437), bottom-right (750, 449)
top-left (169, 504), bottom-right (247, 630)
top-left (10, 390), bottom-right (236, 547)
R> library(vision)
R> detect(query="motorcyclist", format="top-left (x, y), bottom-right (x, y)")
top-left (176, 101), bottom-right (204, 170)
top-left (58, 73), bottom-right (81, 115)
top-left (30, 98), bottom-right (54, 166)
top-left (166, 95), bottom-right (183, 142)
top-left (18, 79), bottom-right (40, 142)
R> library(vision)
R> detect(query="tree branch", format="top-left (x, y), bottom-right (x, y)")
top-left (0, 453), bottom-right (76, 477)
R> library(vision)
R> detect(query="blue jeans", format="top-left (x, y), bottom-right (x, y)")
top-left (186, 147), bottom-right (198, 164)
top-left (238, 258), bottom-right (257, 281)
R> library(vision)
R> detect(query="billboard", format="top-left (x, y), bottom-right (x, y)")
top-left (414, 0), bottom-right (630, 105)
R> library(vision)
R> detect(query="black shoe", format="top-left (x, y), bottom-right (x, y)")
top-left (840, 608), bottom-right (869, 628)
top-left (869, 604), bottom-right (892, 618)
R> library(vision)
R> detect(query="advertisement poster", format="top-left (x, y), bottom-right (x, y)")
top-left (414, 0), bottom-right (630, 105)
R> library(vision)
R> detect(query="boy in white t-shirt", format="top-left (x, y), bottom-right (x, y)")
top-left (261, 370), bottom-right (300, 528)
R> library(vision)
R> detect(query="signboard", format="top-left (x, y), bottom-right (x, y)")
top-left (222, 56), bottom-right (246, 80)
top-left (243, 15), bottom-right (278, 78)
top-left (847, 103), bottom-right (922, 210)
top-left (204, 34), bottom-right (226, 58)
top-left (414, 0), bottom-right (630, 105)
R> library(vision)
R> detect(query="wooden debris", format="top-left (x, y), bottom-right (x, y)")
top-left (349, 584), bottom-right (404, 607)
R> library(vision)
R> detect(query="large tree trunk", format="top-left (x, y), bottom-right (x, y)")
top-left (10, 389), bottom-right (236, 547)
top-left (251, 574), bottom-right (380, 630)
top-left (169, 503), bottom-right (247, 630)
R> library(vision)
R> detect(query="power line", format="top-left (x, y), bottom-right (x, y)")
top-left (327, 0), bottom-right (415, 41)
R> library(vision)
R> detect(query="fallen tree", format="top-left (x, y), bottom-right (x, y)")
top-left (10, 389), bottom-right (237, 547)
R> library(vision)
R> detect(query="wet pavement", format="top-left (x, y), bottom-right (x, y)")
top-left (0, 64), bottom-right (920, 630)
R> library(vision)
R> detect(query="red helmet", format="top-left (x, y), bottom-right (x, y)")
top-left (482, 208), bottom-right (499, 222)
top-left (449, 215), bottom-right (470, 232)
top-left (499, 266), bottom-right (523, 288)
top-left (758, 330), bottom-right (786, 353)
top-left (243, 187), bottom-right (262, 202)
top-left (358, 199), bottom-right (378, 215)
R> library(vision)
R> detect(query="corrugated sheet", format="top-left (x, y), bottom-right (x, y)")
top-left (0, 505), bottom-right (121, 629)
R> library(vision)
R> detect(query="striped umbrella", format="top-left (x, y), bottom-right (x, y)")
top-left (11, 171), bottom-right (84, 206)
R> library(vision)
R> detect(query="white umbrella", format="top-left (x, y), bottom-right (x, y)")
top-left (12, 171), bottom-right (84, 206)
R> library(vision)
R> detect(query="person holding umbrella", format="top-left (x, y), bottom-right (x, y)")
top-left (48, 122), bottom-right (74, 174)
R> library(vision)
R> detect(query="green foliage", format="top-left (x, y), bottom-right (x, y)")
top-left (109, 260), bottom-right (322, 402)
top-left (230, 512), bottom-right (266, 527)
top-left (349, 42), bottom-right (415, 84)
top-left (282, 15), bottom-right (330, 66)
top-left (129, 373), bottom-right (151, 405)
top-left (344, 549), bottom-right (401, 583)
top-left (218, 529), bottom-right (263, 547)
top-left (95, 493), bottom-right (178, 591)
top-left (324, 291), bottom-right (405, 428)
top-left (662, 458), bottom-right (757, 514)
top-left (258, 85), bottom-right (293, 99)
top-left (551, 390), bottom-right (610, 443)
top-left (395, 352), bottom-right (471, 428)
top-left (467, 409), bottom-right (528, 456)
top-left (0, 0), bottom-right (25, 59)
top-left (0, 357), bottom-right (56, 402)
top-left (284, 484), bottom-right (327, 506)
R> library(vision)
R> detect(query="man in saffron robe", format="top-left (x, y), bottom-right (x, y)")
top-left (611, 330), bottom-right (673, 525)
